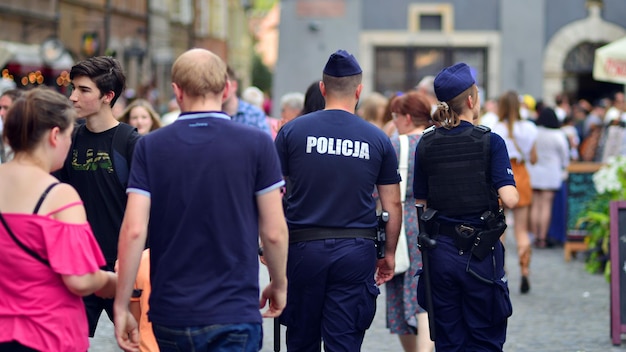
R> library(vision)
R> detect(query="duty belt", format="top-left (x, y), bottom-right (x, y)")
top-left (289, 227), bottom-right (377, 243)
top-left (432, 221), bottom-right (483, 237)
top-left (432, 221), bottom-right (458, 237)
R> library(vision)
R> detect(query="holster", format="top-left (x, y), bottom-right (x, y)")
top-left (375, 211), bottom-right (389, 259)
top-left (454, 224), bottom-right (477, 253)
top-left (471, 215), bottom-right (507, 260)
top-left (419, 208), bottom-right (438, 239)
top-left (417, 208), bottom-right (438, 250)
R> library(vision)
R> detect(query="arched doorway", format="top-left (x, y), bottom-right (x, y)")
top-left (563, 41), bottom-right (624, 103)
top-left (543, 4), bottom-right (626, 106)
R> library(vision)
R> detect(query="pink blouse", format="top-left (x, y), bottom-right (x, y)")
top-left (0, 212), bottom-right (105, 352)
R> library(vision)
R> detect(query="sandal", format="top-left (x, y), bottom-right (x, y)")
top-left (534, 239), bottom-right (547, 249)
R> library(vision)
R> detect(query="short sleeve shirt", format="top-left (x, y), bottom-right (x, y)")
top-left (127, 111), bottom-right (284, 327)
top-left (231, 100), bottom-right (271, 135)
top-left (275, 109), bottom-right (400, 229)
top-left (491, 120), bottom-right (538, 161)
top-left (0, 215), bottom-right (104, 352)
top-left (56, 124), bottom-right (140, 264)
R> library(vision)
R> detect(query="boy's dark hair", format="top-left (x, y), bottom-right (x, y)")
top-left (70, 56), bottom-right (126, 107)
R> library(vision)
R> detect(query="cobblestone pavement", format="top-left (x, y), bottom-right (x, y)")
top-left (89, 235), bottom-right (626, 351)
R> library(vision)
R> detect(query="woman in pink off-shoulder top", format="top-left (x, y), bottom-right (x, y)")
top-left (0, 88), bottom-right (117, 352)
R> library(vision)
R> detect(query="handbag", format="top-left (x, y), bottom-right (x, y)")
top-left (394, 135), bottom-right (410, 275)
top-left (0, 212), bottom-right (49, 266)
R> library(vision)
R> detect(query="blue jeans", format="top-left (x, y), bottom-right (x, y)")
top-left (152, 323), bottom-right (262, 352)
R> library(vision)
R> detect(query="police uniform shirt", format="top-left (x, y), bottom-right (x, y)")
top-left (275, 109), bottom-right (400, 230)
top-left (412, 121), bottom-right (515, 221)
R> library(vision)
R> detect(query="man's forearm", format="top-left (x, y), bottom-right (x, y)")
top-left (259, 214), bottom-right (288, 286)
top-left (114, 193), bottom-right (150, 310)
top-left (115, 225), bottom-right (146, 309)
top-left (384, 203), bottom-right (402, 257)
top-left (378, 183), bottom-right (402, 257)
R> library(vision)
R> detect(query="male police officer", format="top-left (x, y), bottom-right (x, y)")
top-left (414, 63), bottom-right (519, 351)
top-left (274, 49), bottom-right (402, 352)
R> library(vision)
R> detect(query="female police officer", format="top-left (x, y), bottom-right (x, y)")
top-left (413, 63), bottom-right (519, 351)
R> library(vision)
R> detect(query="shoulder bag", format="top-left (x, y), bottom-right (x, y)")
top-left (394, 135), bottom-right (410, 275)
top-left (0, 212), bottom-right (50, 266)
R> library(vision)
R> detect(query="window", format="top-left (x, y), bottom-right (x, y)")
top-left (208, 0), bottom-right (228, 39)
top-left (170, 0), bottom-right (192, 24)
top-left (419, 15), bottom-right (442, 31)
top-left (409, 3), bottom-right (453, 32)
top-left (375, 46), bottom-right (488, 96)
top-left (112, 0), bottom-right (145, 13)
top-left (374, 48), bottom-right (407, 96)
top-left (195, 0), bottom-right (228, 38)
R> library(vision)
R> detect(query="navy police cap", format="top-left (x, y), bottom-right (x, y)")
top-left (434, 63), bottom-right (475, 102)
top-left (323, 49), bottom-right (362, 77)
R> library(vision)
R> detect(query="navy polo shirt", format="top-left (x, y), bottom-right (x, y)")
top-left (275, 109), bottom-right (400, 230)
top-left (127, 111), bottom-right (284, 327)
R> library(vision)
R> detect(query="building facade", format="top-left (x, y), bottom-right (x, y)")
top-left (0, 0), bottom-right (254, 111)
top-left (273, 0), bottom-right (626, 113)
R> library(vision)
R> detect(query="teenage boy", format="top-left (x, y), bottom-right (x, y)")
top-left (56, 56), bottom-right (141, 336)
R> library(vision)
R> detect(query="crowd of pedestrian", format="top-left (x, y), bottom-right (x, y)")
top-left (0, 45), bottom-right (624, 352)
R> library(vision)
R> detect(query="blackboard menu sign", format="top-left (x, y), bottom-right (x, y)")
top-left (567, 163), bottom-right (602, 234)
top-left (611, 201), bottom-right (626, 346)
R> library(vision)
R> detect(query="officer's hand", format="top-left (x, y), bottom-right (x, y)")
top-left (375, 256), bottom-right (395, 285)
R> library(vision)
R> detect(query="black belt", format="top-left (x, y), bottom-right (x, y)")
top-left (432, 222), bottom-right (483, 237)
top-left (433, 222), bottom-right (458, 237)
top-left (289, 227), bottom-right (377, 244)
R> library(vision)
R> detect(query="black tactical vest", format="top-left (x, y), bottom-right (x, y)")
top-left (417, 125), bottom-right (499, 218)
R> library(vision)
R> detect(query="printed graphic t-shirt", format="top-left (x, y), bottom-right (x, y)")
top-left (56, 125), bottom-right (139, 264)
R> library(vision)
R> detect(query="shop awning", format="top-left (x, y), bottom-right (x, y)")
top-left (593, 37), bottom-right (626, 84)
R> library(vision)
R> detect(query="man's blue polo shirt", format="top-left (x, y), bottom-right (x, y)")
top-left (127, 111), bottom-right (284, 327)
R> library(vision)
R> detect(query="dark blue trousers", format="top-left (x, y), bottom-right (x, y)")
top-left (418, 236), bottom-right (511, 351)
top-left (548, 181), bottom-right (567, 244)
top-left (280, 238), bottom-right (379, 352)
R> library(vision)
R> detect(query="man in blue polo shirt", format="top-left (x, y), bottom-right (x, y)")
top-left (275, 49), bottom-right (402, 351)
top-left (113, 48), bottom-right (288, 352)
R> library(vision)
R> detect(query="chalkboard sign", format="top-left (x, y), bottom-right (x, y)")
top-left (566, 163), bottom-right (602, 233)
top-left (611, 201), bottom-right (626, 346)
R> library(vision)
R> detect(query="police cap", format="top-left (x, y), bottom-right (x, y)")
top-left (434, 63), bottom-right (475, 102)
top-left (323, 50), bottom-right (362, 77)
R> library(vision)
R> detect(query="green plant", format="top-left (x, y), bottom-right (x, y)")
top-left (576, 192), bottom-right (611, 280)
top-left (578, 156), bottom-right (626, 281)
top-left (251, 52), bottom-right (272, 94)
